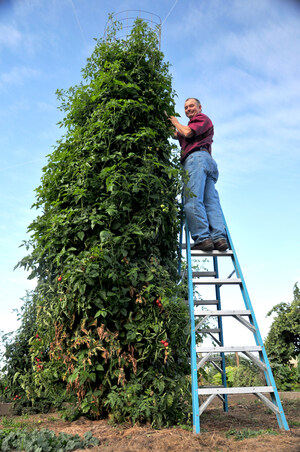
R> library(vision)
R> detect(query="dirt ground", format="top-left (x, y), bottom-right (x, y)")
top-left (1, 395), bottom-right (300, 452)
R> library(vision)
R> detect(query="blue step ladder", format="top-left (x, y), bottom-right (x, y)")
top-left (178, 215), bottom-right (289, 434)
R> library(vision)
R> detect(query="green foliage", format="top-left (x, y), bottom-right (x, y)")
top-left (13, 18), bottom-right (190, 426)
top-left (265, 283), bottom-right (300, 390)
top-left (0, 429), bottom-right (99, 452)
top-left (268, 362), bottom-right (299, 391)
top-left (206, 355), bottom-right (264, 387)
top-left (265, 283), bottom-right (300, 365)
top-left (211, 364), bottom-right (264, 388)
top-left (0, 292), bottom-right (36, 406)
top-left (0, 292), bottom-right (68, 414)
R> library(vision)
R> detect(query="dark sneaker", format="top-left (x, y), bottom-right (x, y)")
top-left (214, 238), bottom-right (229, 251)
top-left (191, 238), bottom-right (214, 251)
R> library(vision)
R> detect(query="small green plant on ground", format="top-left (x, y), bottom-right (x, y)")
top-left (0, 416), bottom-right (28, 431)
top-left (226, 427), bottom-right (278, 441)
top-left (0, 429), bottom-right (99, 452)
top-left (289, 420), bottom-right (300, 427)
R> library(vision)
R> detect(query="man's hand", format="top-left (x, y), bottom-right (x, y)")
top-left (168, 115), bottom-right (179, 127)
top-left (167, 115), bottom-right (194, 138)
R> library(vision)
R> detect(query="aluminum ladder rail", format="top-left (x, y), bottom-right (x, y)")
top-left (179, 217), bottom-right (289, 434)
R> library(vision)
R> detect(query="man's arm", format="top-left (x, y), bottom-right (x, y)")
top-left (168, 116), bottom-right (194, 138)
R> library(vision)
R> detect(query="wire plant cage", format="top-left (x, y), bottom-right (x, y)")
top-left (104, 10), bottom-right (162, 49)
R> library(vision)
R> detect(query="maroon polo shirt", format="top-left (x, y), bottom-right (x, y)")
top-left (178, 113), bottom-right (214, 163)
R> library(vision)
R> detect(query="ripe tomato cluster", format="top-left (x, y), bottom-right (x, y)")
top-left (155, 298), bottom-right (162, 308)
top-left (160, 340), bottom-right (169, 348)
top-left (35, 356), bottom-right (44, 371)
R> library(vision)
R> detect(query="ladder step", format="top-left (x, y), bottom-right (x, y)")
top-left (195, 300), bottom-right (219, 306)
top-left (191, 249), bottom-right (233, 256)
top-left (207, 356), bottom-right (222, 362)
top-left (181, 244), bottom-right (233, 256)
top-left (185, 299), bottom-right (219, 306)
top-left (198, 328), bottom-right (221, 333)
top-left (192, 271), bottom-right (217, 277)
top-left (193, 278), bottom-right (242, 285)
top-left (196, 345), bottom-right (262, 353)
top-left (195, 310), bottom-right (251, 317)
top-left (198, 386), bottom-right (274, 395)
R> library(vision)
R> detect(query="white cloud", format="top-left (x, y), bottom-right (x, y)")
top-left (0, 23), bottom-right (37, 57)
top-left (0, 66), bottom-right (40, 87)
top-left (0, 25), bottom-right (22, 49)
top-left (36, 101), bottom-right (56, 112)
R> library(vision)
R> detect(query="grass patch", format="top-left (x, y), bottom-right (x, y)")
top-left (226, 427), bottom-right (278, 441)
top-left (0, 416), bottom-right (29, 431)
top-left (289, 420), bottom-right (300, 427)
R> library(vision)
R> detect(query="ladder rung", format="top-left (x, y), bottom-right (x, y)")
top-left (185, 300), bottom-right (219, 306)
top-left (198, 328), bottom-right (221, 333)
top-left (200, 385), bottom-right (225, 389)
top-left (196, 345), bottom-right (262, 353)
top-left (198, 386), bottom-right (274, 395)
top-left (191, 249), bottom-right (233, 256)
top-left (207, 357), bottom-right (223, 362)
top-left (181, 244), bottom-right (233, 256)
top-left (194, 300), bottom-right (219, 306)
top-left (195, 310), bottom-right (251, 317)
top-left (193, 278), bottom-right (242, 285)
top-left (193, 271), bottom-right (217, 277)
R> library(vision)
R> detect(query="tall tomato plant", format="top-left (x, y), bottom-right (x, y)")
top-left (17, 19), bottom-right (190, 426)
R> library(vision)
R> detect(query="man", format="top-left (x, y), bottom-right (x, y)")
top-left (168, 98), bottom-right (228, 251)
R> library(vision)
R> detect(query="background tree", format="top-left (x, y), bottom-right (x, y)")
top-left (15, 18), bottom-right (191, 426)
top-left (264, 283), bottom-right (300, 390)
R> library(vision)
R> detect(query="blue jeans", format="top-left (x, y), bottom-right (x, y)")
top-left (183, 150), bottom-right (226, 244)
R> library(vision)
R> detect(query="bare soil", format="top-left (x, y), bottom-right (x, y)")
top-left (1, 395), bottom-right (300, 451)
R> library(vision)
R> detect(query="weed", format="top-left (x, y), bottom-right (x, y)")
top-left (0, 416), bottom-right (27, 430)
top-left (289, 420), bottom-right (300, 427)
top-left (226, 427), bottom-right (278, 441)
top-left (47, 416), bottom-right (59, 422)
top-left (174, 423), bottom-right (192, 432)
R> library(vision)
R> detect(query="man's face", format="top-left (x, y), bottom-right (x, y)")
top-left (184, 99), bottom-right (201, 119)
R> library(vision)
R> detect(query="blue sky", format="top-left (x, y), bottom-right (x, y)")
top-left (0, 0), bottom-right (299, 345)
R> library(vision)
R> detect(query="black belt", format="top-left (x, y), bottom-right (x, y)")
top-left (181, 146), bottom-right (210, 164)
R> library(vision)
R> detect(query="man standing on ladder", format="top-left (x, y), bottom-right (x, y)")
top-left (168, 98), bottom-right (228, 252)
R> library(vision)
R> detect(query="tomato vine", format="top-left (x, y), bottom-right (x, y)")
top-left (16, 18), bottom-right (191, 427)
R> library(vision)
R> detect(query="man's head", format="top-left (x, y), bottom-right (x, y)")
top-left (184, 98), bottom-right (202, 119)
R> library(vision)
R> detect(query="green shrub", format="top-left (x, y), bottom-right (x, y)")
top-left (210, 358), bottom-right (264, 388)
top-left (269, 362), bottom-right (300, 391)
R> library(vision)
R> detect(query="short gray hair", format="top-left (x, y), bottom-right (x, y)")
top-left (185, 98), bottom-right (201, 106)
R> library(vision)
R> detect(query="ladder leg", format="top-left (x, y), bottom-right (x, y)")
top-left (213, 256), bottom-right (228, 412)
top-left (185, 220), bottom-right (200, 433)
top-left (223, 217), bottom-right (289, 431)
top-left (177, 205), bottom-right (184, 277)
